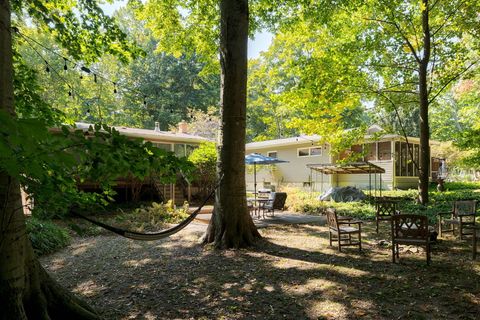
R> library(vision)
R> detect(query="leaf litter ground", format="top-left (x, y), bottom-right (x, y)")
top-left (41, 221), bottom-right (480, 319)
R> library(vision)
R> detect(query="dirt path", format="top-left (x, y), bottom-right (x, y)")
top-left (41, 222), bottom-right (480, 320)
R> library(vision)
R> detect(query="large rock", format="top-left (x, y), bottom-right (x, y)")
top-left (319, 186), bottom-right (366, 202)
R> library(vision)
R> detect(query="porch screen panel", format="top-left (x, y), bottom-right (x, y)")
top-left (378, 141), bottom-right (391, 160)
top-left (414, 144), bottom-right (419, 176)
top-left (365, 143), bottom-right (377, 161)
top-left (401, 142), bottom-right (408, 176)
top-left (186, 144), bottom-right (197, 156)
top-left (351, 144), bottom-right (364, 161)
top-left (395, 142), bottom-right (401, 176)
top-left (174, 144), bottom-right (186, 157)
top-left (407, 143), bottom-right (414, 176)
top-left (154, 143), bottom-right (172, 152)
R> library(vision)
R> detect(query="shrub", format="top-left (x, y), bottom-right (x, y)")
top-left (284, 186), bottom-right (480, 222)
top-left (26, 217), bottom-right (71, 256)
top-left (442, 181), bottom-right (480, 190)
top-left (188, 142), bottom-right (217, 200)
top-left (133, 200), bottom-right (189, 224)
top-left (108, 200), bottom-right (190, 232)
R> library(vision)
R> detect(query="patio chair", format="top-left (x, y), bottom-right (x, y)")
top-left (326, 208), bottom-right (362, 252)
top-left (261, 192), bottom-right (287, 218)
top-left (391, 214), bottom-right (432, 265)
top-left (375, 198), bottom-right (400, 233)
top-left (437, 200), bottom-right (477, 240)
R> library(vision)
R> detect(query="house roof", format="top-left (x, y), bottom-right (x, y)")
top-left (72, 122), bottom-right (211, 144)
top-left (246, 125), bottom-right (438, 150)
top-left (246, 135), bottom-right (322, 150)
top-left (307, 162), bottom-right (386, 174)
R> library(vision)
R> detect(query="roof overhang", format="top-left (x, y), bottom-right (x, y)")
top-left (51, 123), bottom-right (211, 144)
top-left (307, 161), bottom-right (386, 174)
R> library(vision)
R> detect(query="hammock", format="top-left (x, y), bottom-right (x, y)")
top-left (72, 179), bottom-right (218, 241)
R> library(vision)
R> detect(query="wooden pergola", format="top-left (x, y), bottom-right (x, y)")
top-left (306, 161), bottom-right (386, 197)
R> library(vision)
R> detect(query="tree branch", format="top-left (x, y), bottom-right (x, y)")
top-left (431, 0), bottom-right (467, 37)
top-left (377, 92), bottom-right (420, 173)
top-left (429, 61), bottom-right (478, 104)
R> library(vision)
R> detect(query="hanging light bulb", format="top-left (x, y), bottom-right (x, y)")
top-left (113, 82), bottom-right (117, 94)
top-left (63, 58), bottom-right (68, 71)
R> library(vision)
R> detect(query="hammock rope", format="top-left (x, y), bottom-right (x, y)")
top-left (72, 177), bottom-right (220, 241)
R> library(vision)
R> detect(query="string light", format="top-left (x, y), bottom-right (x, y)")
top-left (13, 27), bottom-right (211, 121)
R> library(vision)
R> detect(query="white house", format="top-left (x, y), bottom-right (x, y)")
top-left (245, 125), bottom-right (441, 192)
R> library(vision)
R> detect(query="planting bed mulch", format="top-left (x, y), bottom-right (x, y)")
top-left (41, 222), bottom-right (480, 319)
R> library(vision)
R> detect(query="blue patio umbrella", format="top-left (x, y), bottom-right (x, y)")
top-left (245, 153), bottom-right (289, 202)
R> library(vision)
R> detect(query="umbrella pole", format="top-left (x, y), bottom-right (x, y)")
top-left (254, 163), bottom-right (257, 202)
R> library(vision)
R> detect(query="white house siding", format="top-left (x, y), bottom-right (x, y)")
top-left (335, 160), bottom-right (394, 190)
top-left (246, 142), bottom-right (332, 191)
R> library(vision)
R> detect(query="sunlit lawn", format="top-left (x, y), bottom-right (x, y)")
top-left (41, 221), bottom-right (479, 319)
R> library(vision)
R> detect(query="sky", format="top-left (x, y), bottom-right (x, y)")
top-left (101, 1), bottom-right (273, 59)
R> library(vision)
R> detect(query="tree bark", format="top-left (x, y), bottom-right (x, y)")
top-left (0, 0), bottom-right (99, 318)
top-left (203, 0), bottom-right (261, 248)
top-left (418, 0), bottom-right (431, 205)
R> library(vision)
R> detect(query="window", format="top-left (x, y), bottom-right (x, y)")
top-left (310, 147), bottom-right (322, 156)
top-left (298, 148), bottom-right (310, 157)
top-left (297, 146), bottom-right (322, 157)
top-left (174, 143), bottom-right (186, 157)
top-left (267, 151), bottom-right (278, 158)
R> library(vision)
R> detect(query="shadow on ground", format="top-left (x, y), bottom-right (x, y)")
top-left (41, 222), bottom-right (480, 320)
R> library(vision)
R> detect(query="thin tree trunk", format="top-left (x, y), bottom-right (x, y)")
top-left (418, 0), bottom-right (431, 205)
top-left (0, 1), bottom-right (99, 318)
top-left (203, 0), bottom-right (261, 248)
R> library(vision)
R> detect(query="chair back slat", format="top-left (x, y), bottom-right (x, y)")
top-left (454, 200), bottom-right (476, 217)
top-left (376, 199), bottom-right (398, 218)
top-left (392, 214), bottom-right (429, 239)
top-left (326, 208), bottom-right (338, 229)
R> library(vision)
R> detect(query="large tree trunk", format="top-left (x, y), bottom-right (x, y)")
top-left (418, 0), bottom-right (431, 205)
top-left (203, 0), bottom-right (261, 248)
top-left (0, 1), bottom-right (99, 318)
